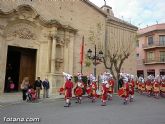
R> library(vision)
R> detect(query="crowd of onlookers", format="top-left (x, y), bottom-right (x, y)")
top-left (20, 77), bottom-right (50, 102)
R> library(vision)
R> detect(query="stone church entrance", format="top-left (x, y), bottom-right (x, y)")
top-left (4, 46), bottom-right (36, 92)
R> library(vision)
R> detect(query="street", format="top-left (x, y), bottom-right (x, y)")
top-left (0, 94), bottom-right (165, 124)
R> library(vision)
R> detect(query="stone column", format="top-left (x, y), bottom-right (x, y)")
top-left (49, 27), bottom-right (57, 74)
top-left (68, 33), bottom-right (74, 74)
top-left (64, 31), bottom-right (70, 72)
top-left (47, 38), bottom-right (52, 73)
top-left (50, 35), bottom-right (56, 74)
top-left (0, 37), bottom-right (7, 94)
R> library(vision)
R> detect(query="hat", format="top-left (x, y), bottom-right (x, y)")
top-left (63, 72), bottom-right (72, 80)
top-left (92, 77), bottom-right (97, 82)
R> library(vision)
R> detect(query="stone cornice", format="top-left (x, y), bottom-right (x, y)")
top-left (0, 4), bottom-right (78, 33)
top-left (107, 16), bottom-right (138, 31)
top-left (82, 0), bottom-right (107, 17)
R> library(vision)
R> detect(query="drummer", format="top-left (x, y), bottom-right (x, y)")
top-left (74, 72), bottom-right (84, 104)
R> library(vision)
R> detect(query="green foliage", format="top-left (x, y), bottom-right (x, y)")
top-left (73, 76), bottom-right (88, 85)
top-left (84, 55), bottom-right (92, 67)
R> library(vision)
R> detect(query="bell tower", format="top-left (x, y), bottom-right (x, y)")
top-left (101, 0), bottom-right (114, 16)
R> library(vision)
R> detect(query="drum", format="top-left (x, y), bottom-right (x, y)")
top-left (75, 87), bottom-right (83, 96)
top-left (118, 88), bottom-right (125, 97)
top-left (86, 87), bottom-right (91, 95)
top-left (58, 87), bottom-right (64, 95)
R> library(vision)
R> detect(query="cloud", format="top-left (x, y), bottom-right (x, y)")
top-left (89, 0), bottom-right (165, 28)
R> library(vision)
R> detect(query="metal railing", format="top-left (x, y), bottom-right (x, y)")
top-left (143, 57), bottom-right (165, 64)
top-left (142, 41), bottom-right (165, 49)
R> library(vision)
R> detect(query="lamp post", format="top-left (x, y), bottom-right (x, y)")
top-left (87, 45), bottom-right (103, 89)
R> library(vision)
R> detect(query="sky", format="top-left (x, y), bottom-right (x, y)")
top-left (89, 0), bottom-right (165, 28)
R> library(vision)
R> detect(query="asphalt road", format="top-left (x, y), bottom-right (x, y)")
top-left (0, 94), bottom-right (165, 124)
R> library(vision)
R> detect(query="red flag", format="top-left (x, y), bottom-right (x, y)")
top-left (80, 36), bottom-right (84, 65)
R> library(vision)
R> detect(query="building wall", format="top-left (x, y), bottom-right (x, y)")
top-left (0, 0), bottom-right (138, 95)
top-left (106, 20), bottom-right (137, 75)
top-left (0, 0), bottom-right (106, 94)
top-left (137, 24), bottom-right (165, 78)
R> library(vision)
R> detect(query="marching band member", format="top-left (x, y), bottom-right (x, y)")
top-left (90, 77), bottom-right (97, 102)
top-left (129, 75), bottom-right (135, 102)
top-left (145, 75), bottom-right (152, 96)
top-left (74, 73), bottom-right (84, 104)
top-left (107, 75), bottom-right (115, 101)
top-left (63, 72), bottom-right (74, 107)
top-left (160, 76), bottom-right (165, 97)
top-left (134, 76), bottom-right (138, 91)
top-left (118, 75), bottom-right (129, 105)
top-left (101, 81), bottom-right (108, 106)
top-left (137, 79), bottom-right (142, 94)
top-left (153, 76), bottom-right (160, 98)
top-left (141, 80), bottom-right (146, 95)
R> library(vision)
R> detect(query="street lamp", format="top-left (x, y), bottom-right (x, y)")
top-left (87, 45), bottom-right (103, 89)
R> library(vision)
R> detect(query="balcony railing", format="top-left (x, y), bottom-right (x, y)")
top-left (142, 41), bottom-right (165, 49)
top-left (143, 57), bottom-right (165, 64)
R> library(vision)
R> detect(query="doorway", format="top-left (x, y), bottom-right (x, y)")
top-left (4, 46), bottom-right (37, 92)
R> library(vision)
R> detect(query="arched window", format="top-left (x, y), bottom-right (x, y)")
top-left (107, 9), bottom-right (110, 13)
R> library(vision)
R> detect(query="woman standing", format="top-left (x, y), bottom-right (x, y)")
top-left (21, 77), bottom-right (30, 101)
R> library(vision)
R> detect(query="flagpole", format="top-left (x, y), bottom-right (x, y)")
top-left (80, 36), bottom-right (84, 74)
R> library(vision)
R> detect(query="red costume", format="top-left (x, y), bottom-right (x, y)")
top-left (64, 80), bottom-right (73, 99)
top-left (153, 81), bottom-right (160, 94)
top-left (101, 84), bottom-right (107, 100)
top-left (160, 82), bottom-right (165, 93)
top-left (135, 81), bottom-right (138, 90)
top-left (90, 82), bottom-right (97, 97)
top-left (145, 80), bottom-right (152, 96)
top-left (74, 82), bottom-right (84, 97)
top-left (118, 81), bottom-right (129, 105)
top-left (123, 82), bottom-right (129, 98)
top-left (141, 83), bottom-right (146, 94)
top-left (160, 81), bottom-right (165, 97)
top-left (129, 80), bottom-right (134, 95)
top-left (90, 82), bottom-right (97, 102)
top-left (108, 79), bottom-right (114, 94)
top-left (101, 84), bottom-right (108, 106)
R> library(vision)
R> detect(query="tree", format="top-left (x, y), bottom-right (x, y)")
top-left (103, 28), bottom-right (136, 88)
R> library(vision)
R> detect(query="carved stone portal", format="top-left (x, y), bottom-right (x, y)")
top-left (12, 28), bottom-right (36, 39)
top-left (5, 23), bottom-right (37, 41)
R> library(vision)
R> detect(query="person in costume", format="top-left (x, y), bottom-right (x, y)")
top-left (74, 73), bottom-right (84, 104)
top-left (118, 74), bottom-right (129, 105)
top-left (153, 76), bottom-right (160, 99)
top-left (128, 75), bottom-right (135, 102)
top-left (90, 77), bottom-right (97, 102)
top-left (107, 74), bottom-right (115, 101)
top-left (138, 76), bottom-right (145, 94)
top-left (100, 81), bottom-right (108, 106)
top-left (134, 76), bottom-right (138, 92)
top-left (145, 75), bottom-right (152, 97)
top-left (63, 72), bottom-right (74, 107)
top-left (160, 75), bottom-right (165, 97)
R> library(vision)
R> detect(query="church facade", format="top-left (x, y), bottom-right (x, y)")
top-left (0, 0), bottom-right (137, 95)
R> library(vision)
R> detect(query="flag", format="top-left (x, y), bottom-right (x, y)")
top-left (80, 36), bottom-right (84, 65)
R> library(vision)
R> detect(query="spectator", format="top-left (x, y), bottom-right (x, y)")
top-left (34, 77), bottom-right (42, 99)
top-left (20, 77), bottom-right (30, 101)
top-left (42, 78), bottom-right (50, 98)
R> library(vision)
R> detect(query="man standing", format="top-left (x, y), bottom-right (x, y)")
top-left (42, 78), bottom-right (50, 98)
top-left (34, 77), bottom-right (42, 99)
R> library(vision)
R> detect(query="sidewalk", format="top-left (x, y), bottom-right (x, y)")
top-left (0, 92), bottom-right (63, 105)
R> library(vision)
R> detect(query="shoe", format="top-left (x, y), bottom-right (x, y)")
top-left (64, 103), bottom-right (69, 107)
top-left (101, 103), bottom-right (106, 106)
top-left (130, 98), bottom-right (133, 102)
